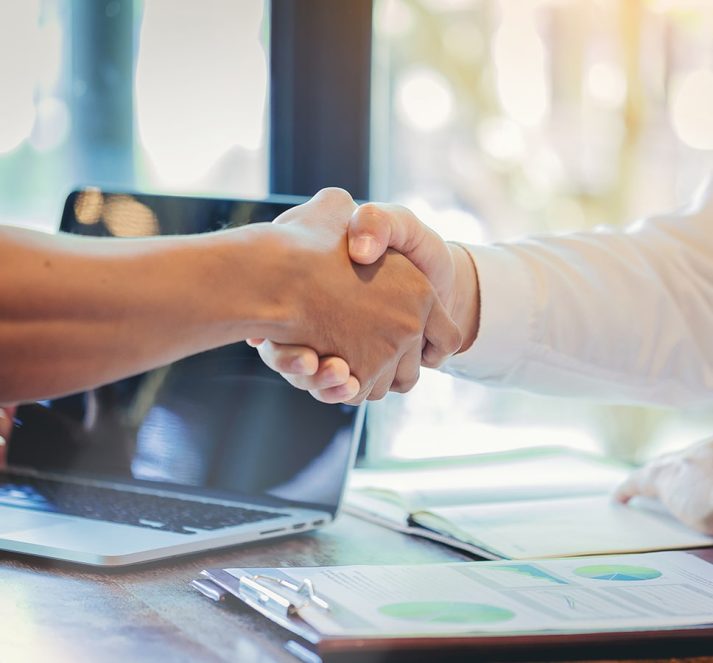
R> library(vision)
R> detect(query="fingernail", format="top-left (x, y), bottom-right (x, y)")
top-left (349, 235), bottom-right (375, 259)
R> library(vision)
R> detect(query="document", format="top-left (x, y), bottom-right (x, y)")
top-left (220, 552), bottom-right (713, 638)
top-left (345, 447), bottom-right (713, 559)
top-left (225, 552), bottom-right (713, 638)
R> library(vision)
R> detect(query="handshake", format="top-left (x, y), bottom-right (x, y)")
top-left (248, 188), bottom-right (481, 404)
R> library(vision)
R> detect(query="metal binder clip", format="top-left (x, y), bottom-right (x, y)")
top-left (238, 573), bottom-right (331, 618)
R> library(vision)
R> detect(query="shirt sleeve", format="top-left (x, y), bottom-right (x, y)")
top-left (443, 187), bottom-right (713, 408)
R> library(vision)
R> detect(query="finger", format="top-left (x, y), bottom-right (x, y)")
top-left (348, 369), bottom-right (381, 405)
top-left (288, 356), bottom-right (353, 391)
top-left (367, 365), bottom-right (399, 402)
top-left (344, 393), bottom-right (367, 406)
top-left (0, 406), bottom-right (14, 441)
top-left (246, 338), bottom-right (264, 347)
top-left (309, 376), bottom-right (361, 404)
top-left (390, 344), bottom-right (422, 394)
top-left (256, 340), bottom-right (320, 376)
top-left (422, 297), bottom-right (463, 368)
top-left (0, 407), bottom-right (15, 469)
top-left (613, 468), bottom-right (659, 503)
top-left (348, 204), bottom-right (453, 304)
top-left (348, 204), bottom-right (396, 264)
top-left (274, 188), bottom-right (357, 228)
top-left (349, 203), bottom-right (430, 266)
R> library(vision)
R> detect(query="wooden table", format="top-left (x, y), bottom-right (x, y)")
top-left (1, 514), bottom-right (712, 663)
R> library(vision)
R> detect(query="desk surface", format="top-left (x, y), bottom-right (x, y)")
top-left (2, 514), bottom-right (713, 663)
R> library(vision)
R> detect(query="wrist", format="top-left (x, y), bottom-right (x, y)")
top-left (206, 224), bottom-right (302, 342)
top-left (446, 242), bottom-right (480, 353)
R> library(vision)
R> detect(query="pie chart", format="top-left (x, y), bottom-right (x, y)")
top-left (378, 601), bottom-right (514, 624)
top-left (573, 564), bottom-right (662, 581)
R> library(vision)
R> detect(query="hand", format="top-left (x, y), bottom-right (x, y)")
top-left (254, 189), bottom-right (462, 404)
top-left (0, 405), bottom-right (17, 468)
top-left (614, 437), bottom-right (713, 535)
top-left (252, 201), bottom-right (480, 402)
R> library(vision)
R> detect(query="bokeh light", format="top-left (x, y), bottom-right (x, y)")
top-left (102, 195), bottom-right (159, 238)
top-left (586, 62), bottom-right (628, 110)
top-left (669, 69), bottom-right (713, 151)
top-left (492, 3), bottom-right (550, 127)
top-left (396, 67), bottom-right (454, 132)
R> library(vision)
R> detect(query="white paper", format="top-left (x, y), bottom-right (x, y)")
top-left (228, 552), bottom-right (713, 637)
top-left (420, 495), bottom-right (713, 559)
top-left (348, 448), bottom-right (628, 510)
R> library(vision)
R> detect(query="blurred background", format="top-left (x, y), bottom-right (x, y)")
top-left (2, 0), bottom-right (713, 466)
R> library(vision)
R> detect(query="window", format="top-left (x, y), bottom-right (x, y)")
top-left (369, 0), bottom-right (713, 463)
top-left (0, 0), bottom-right (269, 232)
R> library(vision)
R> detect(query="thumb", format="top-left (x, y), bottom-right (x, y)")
top-left (348, 203), bottom-right (396, 264)
top-left (349, 203), bottom-right (453, 305)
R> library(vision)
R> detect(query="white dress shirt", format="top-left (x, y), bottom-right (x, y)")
top-left (444, 186), bottom-right (713, 408)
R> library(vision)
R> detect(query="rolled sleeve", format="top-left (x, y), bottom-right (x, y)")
top-left (443, 243), bottom-right (534, 381)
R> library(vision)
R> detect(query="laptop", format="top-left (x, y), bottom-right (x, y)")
top-left (0, 189), bottom-right (365, 566)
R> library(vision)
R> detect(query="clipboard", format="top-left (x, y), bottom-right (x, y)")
top-left (192, 550), bottom-right (713, 662)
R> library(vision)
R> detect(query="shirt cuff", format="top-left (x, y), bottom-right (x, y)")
top-left (443, 243), bottom-right (534, 381)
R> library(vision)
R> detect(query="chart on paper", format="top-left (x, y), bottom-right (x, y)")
top-left (227, 552), bottom-right (713, 637)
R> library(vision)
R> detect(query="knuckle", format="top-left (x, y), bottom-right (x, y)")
top-left (406, 318), bottom-right (426, 342)
top-left (356, 202), bottom-right (387, 224)
top-left (274, 353), bottom-right (296, 373)
top-left (392, 375), bottom-right (418, 394)
top-left (316, 187), bottom-right (352, 205)
top-left (394, 203), bottom-right (412, 218)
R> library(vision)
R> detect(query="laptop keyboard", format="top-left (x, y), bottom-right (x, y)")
top-left (0, 473), bottom-right (288, 535)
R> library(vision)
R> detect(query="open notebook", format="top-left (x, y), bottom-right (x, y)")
top-left (344, 447), bottom-right (713, 559)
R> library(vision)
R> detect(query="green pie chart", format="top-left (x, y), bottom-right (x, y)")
top-left (574, 564), bottom-right (662, 582)
top-left (378, 601), bottom-right (514, 624)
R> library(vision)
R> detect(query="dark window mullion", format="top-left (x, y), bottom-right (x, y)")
top-left (269, 0), bottom-right (373, 199)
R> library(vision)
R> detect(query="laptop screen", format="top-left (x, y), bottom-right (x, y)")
top-left (9, 190), bottom-right (364, 517)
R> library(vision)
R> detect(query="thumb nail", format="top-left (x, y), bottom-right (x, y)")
top-left (349, 235), bottom-right (376, 260)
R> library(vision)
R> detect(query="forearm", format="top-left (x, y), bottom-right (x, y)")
top-left (444, 196), bottom-right (713, 407)
top-left (0, 224), bottom-right (283, 403)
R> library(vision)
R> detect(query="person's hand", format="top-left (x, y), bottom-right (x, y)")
top-left (614, 437), bottom-right (713, 535)
top-left (0, 405), bottom-right (17, 468)
top-left (251, 201), bottom-right (480, 402)
top-left (252, 189), bottom-right (462, 404)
